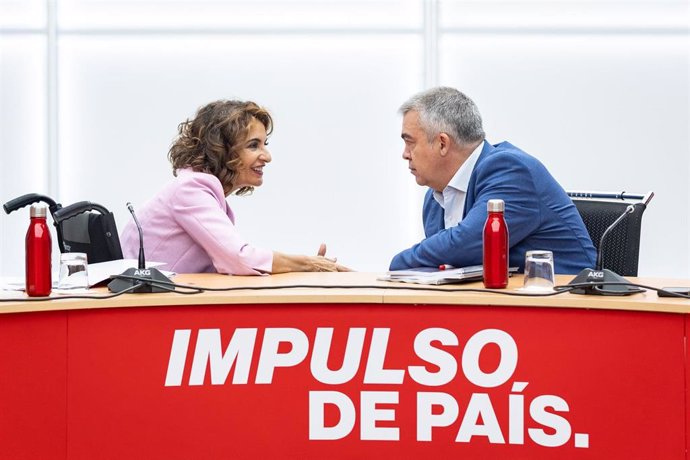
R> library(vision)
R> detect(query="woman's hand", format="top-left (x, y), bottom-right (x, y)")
top-left (310, 243), bottom-right (351, 272)
top-left (271, 244), bottom-right (351, 273)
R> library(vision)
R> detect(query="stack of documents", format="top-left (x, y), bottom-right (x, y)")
top-left (378, 265), bottom-right (485, 285)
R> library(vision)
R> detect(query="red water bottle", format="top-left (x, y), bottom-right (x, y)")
top-left (483, 199), bottom-right (509, 288)
top-left (25, 203), bottom-right (52, 297)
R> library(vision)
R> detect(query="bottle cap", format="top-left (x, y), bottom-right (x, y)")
top-left (30, 203), bottom-right (48, 218)
top-left (487, 199), bottom-right (505, 212)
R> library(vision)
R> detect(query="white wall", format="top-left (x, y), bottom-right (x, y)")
top-left (1, 0), bottom-right (689, 278)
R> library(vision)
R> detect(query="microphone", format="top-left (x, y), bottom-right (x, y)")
top-left (127, 202), bottom-right (146, 270)
top-left (567, 203), bottom-right (643, 296)
top-left (107, 202), bottom-right (172, 293)
top-left (595, 205), bottom-right (634, 272)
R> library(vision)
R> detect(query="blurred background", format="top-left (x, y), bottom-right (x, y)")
top-left (1, 0), bottom-right (688, 277)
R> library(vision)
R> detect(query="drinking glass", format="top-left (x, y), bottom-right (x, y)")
top-left (523, 250), bottom-right (555, 291)
top-left (58, 252), bottom-right (89, 290)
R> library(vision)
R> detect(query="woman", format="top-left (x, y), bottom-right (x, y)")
top-left (120, 100), bottom-right (348, 274)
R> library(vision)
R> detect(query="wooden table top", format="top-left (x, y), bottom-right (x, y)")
top-left (1, 272), bottom-right (689, 315)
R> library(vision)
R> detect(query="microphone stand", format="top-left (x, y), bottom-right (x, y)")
top-left (567, 204), bottom-right (644, 296)
top-left (108, 202), bottom-right (172, 293)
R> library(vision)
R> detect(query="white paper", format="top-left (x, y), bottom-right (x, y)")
top-left (0, 259), bottom-right (172, 291)
top-left (0, 276), bottom-right (26, 292)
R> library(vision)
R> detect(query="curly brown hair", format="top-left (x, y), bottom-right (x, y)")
top-left (168, 100), bottom-right (273, 196)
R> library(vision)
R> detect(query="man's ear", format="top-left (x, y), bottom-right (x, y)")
top-left (438, 132), bottom-right (451, 156)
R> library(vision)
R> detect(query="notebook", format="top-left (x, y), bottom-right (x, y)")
top-left (378, 265), bottom-right (518, 285)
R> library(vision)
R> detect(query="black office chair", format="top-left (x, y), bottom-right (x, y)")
top-left (3, 193), bottom-right (123, 264)
top-left (52, 201), bottom-right (124, 263)
top-left (567, 191), bottom-right (654, 277)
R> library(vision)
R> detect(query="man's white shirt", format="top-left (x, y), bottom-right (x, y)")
top-left (433, 142), bottom-right (484, 229)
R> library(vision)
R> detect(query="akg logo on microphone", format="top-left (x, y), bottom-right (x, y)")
top-left (587, 271), bottom-right (605, 280)
top-left (134, 269), bottom-right (151, 276)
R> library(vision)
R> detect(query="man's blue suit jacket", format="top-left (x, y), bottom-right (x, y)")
top-left (390, 141), bottom-right (596, 274)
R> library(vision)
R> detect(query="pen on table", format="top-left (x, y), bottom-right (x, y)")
top-left (438, 264), bottom-right (454, 271)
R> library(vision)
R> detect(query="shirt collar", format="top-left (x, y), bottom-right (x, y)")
top-left (448, 141), bottom-right (484, 192)
top-left (433, 141), bottom-right (485, 204)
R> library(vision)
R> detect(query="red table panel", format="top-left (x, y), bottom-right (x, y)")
top-left (0, 311), bottom-right (67, 460)
top-left (54, 303), bottom-right (685, 459)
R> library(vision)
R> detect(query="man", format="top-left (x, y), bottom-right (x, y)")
top-left (390, 87), bottom-right (595, 274)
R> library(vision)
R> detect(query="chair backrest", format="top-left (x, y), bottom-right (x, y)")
top-left (53, 201), bottom-right (124, 264)
top-left (567, 191), bottom-right (653, 277)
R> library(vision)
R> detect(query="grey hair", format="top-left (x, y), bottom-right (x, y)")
top-left (399, 86), bottom-right (485, 145)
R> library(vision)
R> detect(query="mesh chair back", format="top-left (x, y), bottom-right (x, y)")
top-left (568, 192), bottom-right (652, 277)
top-left (58, 212), bottom-right (123, 263)
top-left (53, 201), bottom-right (124, 264)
